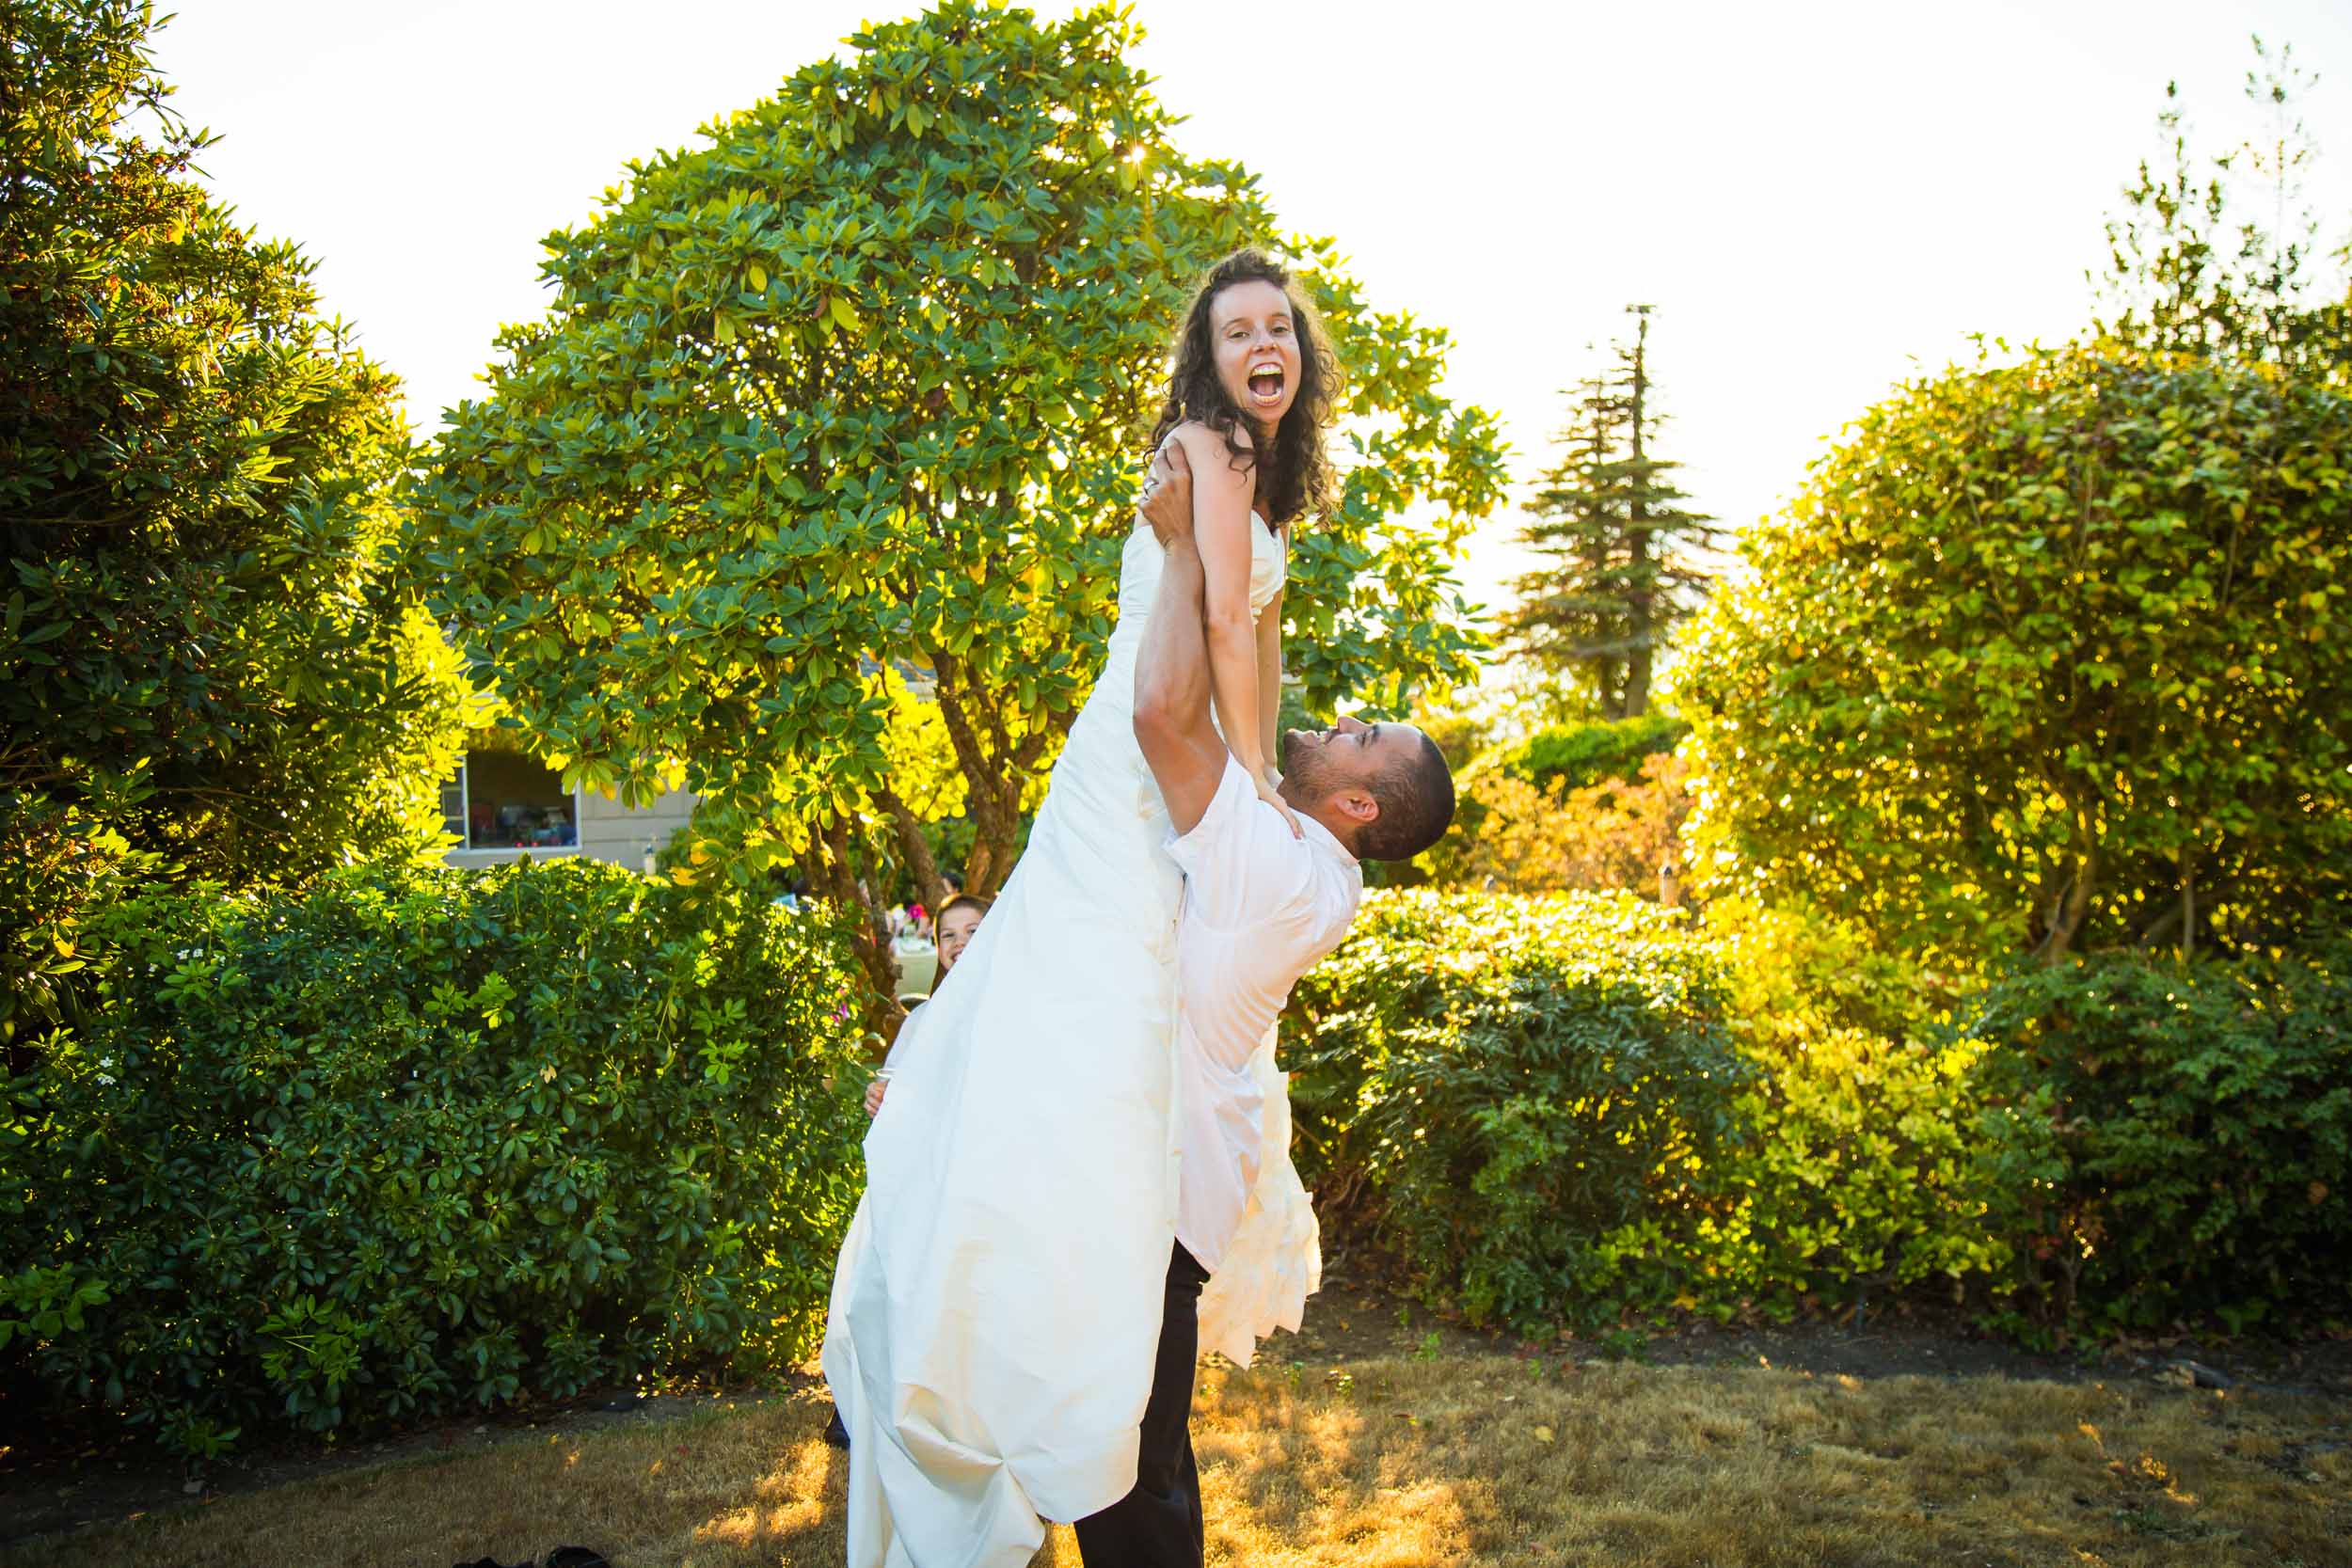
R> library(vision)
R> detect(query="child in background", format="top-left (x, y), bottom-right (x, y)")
top-left (826, 891), bottom-right (991, 1450)
top-left (866, 893), bottom-right (987, 1117)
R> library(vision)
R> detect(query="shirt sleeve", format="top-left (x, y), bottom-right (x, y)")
top-left (1165, 755), bottom-right (1314, 931)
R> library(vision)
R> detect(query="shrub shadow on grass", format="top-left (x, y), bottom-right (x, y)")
top-left (1186, 1355), bottom-right (2350, 1567)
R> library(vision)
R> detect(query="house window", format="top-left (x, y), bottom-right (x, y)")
top-left (444, 751), bottom-right (578, 850)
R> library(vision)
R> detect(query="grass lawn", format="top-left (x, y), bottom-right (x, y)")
top-left (5, 1350), bottom-right (2344, 1568)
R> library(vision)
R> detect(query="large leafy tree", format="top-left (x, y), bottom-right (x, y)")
top-left (1, 1), bottom-right (464, 1046)
top-left (1683, 343), bottom-right (2352, 962)
top-left (1503, 307), bottom-right (1721, 719)
top-left (415, 1), bottom-right (1506, 1019)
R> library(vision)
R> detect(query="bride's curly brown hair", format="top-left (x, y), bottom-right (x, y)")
top-left (1148, 249), bottom-right (1342, 530)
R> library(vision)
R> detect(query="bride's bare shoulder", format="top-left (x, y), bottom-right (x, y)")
top-left (1163, 417), bottom-right (1254, 451)
top-left (1163, 420), bottom-right (1254, 495)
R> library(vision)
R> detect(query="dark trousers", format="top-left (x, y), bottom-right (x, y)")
top-left (1075, 1241), bottom-right (1210, 1567)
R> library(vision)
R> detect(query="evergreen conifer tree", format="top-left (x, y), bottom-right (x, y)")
top-left (1503, 307), bottom-right (1724, 718)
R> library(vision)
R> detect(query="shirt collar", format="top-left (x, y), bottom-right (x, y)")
top-left (1296, 811), bottom-right (1359, 867)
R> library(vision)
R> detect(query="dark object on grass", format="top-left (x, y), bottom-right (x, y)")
top-left (2166, 1360), bottom-right (2234, 1391)
top-left (452, 1550), bottom-right (610, 1568)
top-left (824, 1402), bottom-right (852, 1449)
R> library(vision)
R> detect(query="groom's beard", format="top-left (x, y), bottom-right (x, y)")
top-left (1279, 729), bottom-right (1313, 787)
top-left (1281, 736), bottom-right (1335, 800)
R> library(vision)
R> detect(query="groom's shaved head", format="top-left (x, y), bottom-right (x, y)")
top-left (1279, 718), bottom-right (1456, 862)
top-left (1354, 733), bottom-right (1455, 862)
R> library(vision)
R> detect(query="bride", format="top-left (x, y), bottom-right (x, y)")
top-left (823, 248), bottom-right (1343, 1566)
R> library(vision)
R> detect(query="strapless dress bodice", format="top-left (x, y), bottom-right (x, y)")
top-left (1113, 510), bottom-right (1286, 637)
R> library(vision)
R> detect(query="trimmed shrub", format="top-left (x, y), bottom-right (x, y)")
top-left (1680, 345), bottom-right (2352, 964)
top-left (1497, 712), bottom-right (1689, 795)
top-left (1968, 944), bottom-right (2352, 1336)
top-left (0, 859), bottom-right (866, 1456)
top-left (1287, 888), bottom-right (1751, 1332)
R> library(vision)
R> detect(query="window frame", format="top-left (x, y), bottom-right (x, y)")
top-left (444, 752), bottom-right (585, 858)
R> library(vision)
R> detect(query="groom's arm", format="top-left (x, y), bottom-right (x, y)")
top-left (1133, 448), bottom-right (1228, 836)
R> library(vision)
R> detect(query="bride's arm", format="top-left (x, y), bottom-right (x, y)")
top-left (1171, 424), bottom-right (1270, 784)
top-left (1256, 585), bottom-right (1283, 781)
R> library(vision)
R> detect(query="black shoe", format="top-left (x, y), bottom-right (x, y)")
top-left (823, 1403), bottom-right (852, 1449)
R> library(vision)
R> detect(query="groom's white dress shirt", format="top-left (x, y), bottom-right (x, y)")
top-left (1165, 755), bottom-right (1363, 1273)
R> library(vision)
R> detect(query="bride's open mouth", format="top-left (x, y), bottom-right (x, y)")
top-left (1247, 365), bottom-right (1286, 408)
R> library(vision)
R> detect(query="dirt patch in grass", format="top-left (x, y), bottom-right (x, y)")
top-left (5, 1347), bottom-right (2346, 1567)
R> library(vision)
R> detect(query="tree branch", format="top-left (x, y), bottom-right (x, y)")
top-left (875, 783), bottom-right (950, 909)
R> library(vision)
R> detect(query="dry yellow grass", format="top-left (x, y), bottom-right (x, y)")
top-left (6, 1356), bottom-right (2345, 1567)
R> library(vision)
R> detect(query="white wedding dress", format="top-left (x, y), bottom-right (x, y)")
top-left (821, 507), bottom-right (1320, 1567)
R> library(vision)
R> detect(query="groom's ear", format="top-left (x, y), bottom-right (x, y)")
top-left (1329, 785), bottom-right (1379, 829)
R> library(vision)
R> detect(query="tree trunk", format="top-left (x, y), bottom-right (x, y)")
top-left (958, 767), bottom-right (1025, 901)
top-left (1622, 642), bottom-right (1654, 719)
top-left (817, 816), bottom-right (907, 1046)
top-left (2134, 902), bottom-right (2184, 950)
top-left (877, 784), bottom-right (951, 910)
top-left (1622, 307), bottom-right (1655, 719)
top-left (2038, 839), bottom-right (2099, 962)
top-left (2179, 850), bottom-right (2197, 962)
top-left (929, 662), bottom-right (1019, 899)
top-left (923, 650), bottom-right (1072, 902)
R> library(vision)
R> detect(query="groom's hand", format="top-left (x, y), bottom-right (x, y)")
top-left (1139, 442), bottom-right (1196, 548)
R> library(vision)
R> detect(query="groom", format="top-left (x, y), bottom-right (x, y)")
top-left (1080, 447), bottom-right (1457, 1562)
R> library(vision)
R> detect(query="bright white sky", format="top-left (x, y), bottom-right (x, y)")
top-left (152, 0), bottom-right (2352, 620)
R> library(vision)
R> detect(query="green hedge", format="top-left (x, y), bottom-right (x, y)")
top-left (1969, 943), bottom-right (2352, 1336)
top-left (0, 859), bottom-right (867, 1456)
top-left (1287, 887), bottom-right (1999, 1334)
top-left (1497, 712), bottom-right (1690, 794)
top-left (1289, 889), bottom-right (2352, 1341)
top-left (1287, 889), bottom-right (1752, 1331)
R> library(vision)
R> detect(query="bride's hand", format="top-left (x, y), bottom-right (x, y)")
top-left (1256, 771), bottom-right (1302, 839)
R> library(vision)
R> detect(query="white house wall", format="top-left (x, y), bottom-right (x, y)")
top-left (444, 786), bottom-right (698, 872)
top-left (578, 785), bottom-right (698, 869)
